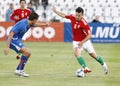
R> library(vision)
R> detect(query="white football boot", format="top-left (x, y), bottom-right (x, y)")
top-left (14, 70), bottom-right (29, 77)
top-left (102, 62), bottom-right (109, 75)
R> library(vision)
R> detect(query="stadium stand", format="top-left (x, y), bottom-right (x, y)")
top-left (0, 0), bottom-right (120, 23)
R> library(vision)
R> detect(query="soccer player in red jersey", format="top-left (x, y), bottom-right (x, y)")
top-left (10, 0), bottom-right (31, 41)
top-left (10, 0), bottom-right (32, 41)
top-left (10, 0), bottom-right (31, 23)
top-left (52, 6), bottom-right (109, 75)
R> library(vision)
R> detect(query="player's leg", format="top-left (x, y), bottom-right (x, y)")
top-left (84, 40), bottom-right (109, 74)
top-left (73, 41), bottom-right (91, 73)
top-left (9, 41), bottom-right (30, 77)
top-left (15, 33), bottom-right (29, 59)
top-left (74, 47), bottom-right (86, 68)
top-left (90, 53), bottom-right (108, 75)
top-left (14, 47), bottom-right (31, 77)
top-left (16, 47), bottom-right (31, 70)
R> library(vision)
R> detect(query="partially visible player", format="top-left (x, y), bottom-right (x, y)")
top-left (4, 12), bottom-right (52, 77)
top-left (27, 3), bottom-right (35, 13)
top-left (52, 6), bottom-right (109, 75)
top-left (10, 0), bottom-right (31, 59)
top-left (10, 0), bottom-right (31, 23)
top-left (10, 0), bottom-right (32, 41)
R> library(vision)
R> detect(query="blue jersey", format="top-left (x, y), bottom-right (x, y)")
top-left (10, 19), bottom-right (34, 41)
top-left (8, 19), bottom-right (34, 53)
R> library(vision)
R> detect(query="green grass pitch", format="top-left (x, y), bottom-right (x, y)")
top-left (0, 42), bottom-right (120, 86)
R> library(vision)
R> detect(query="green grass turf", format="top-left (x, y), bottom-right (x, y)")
top-left (0, 42), bottom-right (120, 86)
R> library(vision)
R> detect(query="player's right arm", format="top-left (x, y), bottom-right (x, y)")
top-left (4, 32), bottom-right (15, 55)
top-left (52, 6), bottom-right (66, 18)
top-left (10, 10), bottom-right (19, 21)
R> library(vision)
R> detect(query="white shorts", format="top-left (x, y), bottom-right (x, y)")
top-left (73, 40), bottom-right (95, 53)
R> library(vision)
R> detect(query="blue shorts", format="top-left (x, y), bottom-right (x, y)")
top-left (9, 40), bottom-right (25, 54)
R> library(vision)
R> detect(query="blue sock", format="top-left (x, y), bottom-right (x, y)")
top-left (16, 64), bottom-right (20, 70)
top-left (16, 55), bottom-right (28, 70)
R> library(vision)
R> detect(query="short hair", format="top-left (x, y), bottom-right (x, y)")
top-left (28, 12), bottom-right (39, 21)
top-left (19, 0), bottom-right (26, 3)
top-left (76, 7), bottom-right (84, 14)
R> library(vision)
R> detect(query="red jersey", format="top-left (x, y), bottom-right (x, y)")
top-left (10, 8), bottom-right (31, 23)
top-left (65, 15), bottom-right (91, 41)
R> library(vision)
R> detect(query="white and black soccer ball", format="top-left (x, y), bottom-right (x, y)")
top-left (76, 68), bottom-right (85, 78)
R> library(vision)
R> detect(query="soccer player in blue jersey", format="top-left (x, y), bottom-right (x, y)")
top-left (4, 12), bottom-right (51, 77)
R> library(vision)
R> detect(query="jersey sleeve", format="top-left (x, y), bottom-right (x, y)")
top-left (10, 10), bottom-right (17, 21)
top-left (65, 14), bottom-right (74, 19)
top-left (11, 23), bottom-right (22, 34)
top-left (81, 18), bottom-right (91, 35)
top-left (83, 24), bottom-right (91, 35)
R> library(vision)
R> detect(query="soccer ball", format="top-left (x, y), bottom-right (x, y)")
top-left (76, 68), bottom-right (85, 78)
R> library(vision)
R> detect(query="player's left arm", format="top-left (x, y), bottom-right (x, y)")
top-left (78, 25), bottom-right (92, 46)
top-left (10, 10), bottom-right (19, 21)
top-left (81, 30), bottom-right (92, 43)
top-left (34, 20), bottom-right (52, 27)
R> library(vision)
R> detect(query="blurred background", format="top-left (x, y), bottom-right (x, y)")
top-left (0, 0), bottom-right (120, 23)
top-left (0, 0), bottom-right (120, 43)
top-left (0, 1), bottom-right (120, 86)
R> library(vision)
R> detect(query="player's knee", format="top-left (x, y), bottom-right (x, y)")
top-left (74, 48), bottom-right (81, 57)
top-left (74, 53), bottom-right (81, 57)
top-left (74, 52), bottom-right (81, 57)
top-left (24, 51), bottom-right (31, 58)
top-left (27, 51), bottom-right (31, 58)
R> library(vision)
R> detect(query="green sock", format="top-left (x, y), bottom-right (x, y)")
top-left (96, 56), bottom-right (104, 65)
top-left (77, 56), bottom-right (87, 68)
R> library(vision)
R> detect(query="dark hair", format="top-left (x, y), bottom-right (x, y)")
top-left (28, 12), bottom-right (39, 21)
top-left (19, 0), bottom-right (26, 3)
top-left (76, 7), bottom-right (84, 14)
